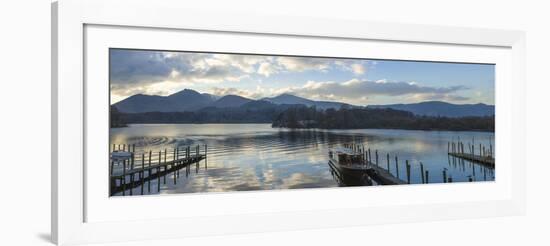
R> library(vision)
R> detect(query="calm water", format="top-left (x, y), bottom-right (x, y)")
top-left (110, 124), bottom-right (495, 195)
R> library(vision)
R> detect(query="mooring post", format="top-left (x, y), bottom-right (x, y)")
top-left (375, 150), bottom-right (379, 166)
top-left (140, 153), bottom-right (145, 195)
top-left (122, 159), bottom-right (126, 196)
top-left (425, 170), bottom-right (429, 184)
top-left (443, 169), bottom-right (447, 183)
top-left (395, 156), bottom-right (399, 178)
top-left (447, 142), bottom-right (450, 154)
top-left (129, 172), bottom-right (133, 196)
top-left (157, 151), bottom-right (161, 192)
top-left (164, 149), bottom-right (168, 183)
top-left (420, 162), bottom-right (425, 184)
top-left (406, 160), bottom-right (411, 184)
top-left (130, 151), bottom-right (135, 170)
top-left (479, 144), bottom-right (482, 156)
top-left (148, 150), bottom-right (152, 193)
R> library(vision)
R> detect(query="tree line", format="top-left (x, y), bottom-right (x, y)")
top-left (271, 106), bottom-right (494, 131)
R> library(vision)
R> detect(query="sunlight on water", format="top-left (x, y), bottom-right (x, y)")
top-left (110, 124), bottom-right (495, 195)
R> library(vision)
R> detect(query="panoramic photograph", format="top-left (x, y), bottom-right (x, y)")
top-left (109, 48), bottom-right (495, 196)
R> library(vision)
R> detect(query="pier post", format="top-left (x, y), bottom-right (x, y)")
top-left (140, 153), bottom-right (144, 195)
top-left (406, 160), bottom-right (411, 184)
top-left (157, 151), bottom-right (161, 192)
top-left (375, 150), bottom-right (379, 166)
top-left (148, 150), bottom-right (152, 193)
top-left (425, 170), bottom-right (429, 184)
top-left (129, 173), bottom-right (133, 196)
top-left (164, 149), bottom-right (168, 183)
top-left (420, 162), bottom-right (425, 184)
top-left (122, 159), bottom-right (126, 196)
top-left (447, 142), bottom-right (450, 154)
top-left (479, 144), bottom-right (482, 156)
top-left (443, 169), bottom-right (447, 183)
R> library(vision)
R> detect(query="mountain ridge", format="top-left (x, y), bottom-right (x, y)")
top-left (113, 89), bottom-right (494, 117)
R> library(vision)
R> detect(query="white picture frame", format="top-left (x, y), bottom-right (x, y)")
top-left (52, 0), bottom-right (526, 245)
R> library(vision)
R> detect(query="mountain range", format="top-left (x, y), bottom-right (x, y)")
top-left (113, 89), bottom-right (494, 117)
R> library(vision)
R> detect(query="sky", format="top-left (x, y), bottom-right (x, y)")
top-left (110, 49), bottom-right (495, 105)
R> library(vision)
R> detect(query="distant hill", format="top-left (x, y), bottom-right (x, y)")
top-left (114, 90), bottom-right (352, 113)
top-left (113, 89), bottom-right (494, 119)
top-left (261, 93), bottom-right (350, 110)
top-left (367, 101), bottom-right (494, 117)
top-left (209, 95), bottom-right (253, 108)
top-left (114, 89), bottom-right (215, 113)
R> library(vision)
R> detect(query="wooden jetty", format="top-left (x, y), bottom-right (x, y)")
top-left (366, 165), bottom-right (406, 185)
top-left (109, 144), bottom-right (207, 196)
top-left (342, 143), bottom-right (462, 185)
top-left (342, 143), bottom-right (408, 185)
top-left (447, 139), bottom-right (495, 168)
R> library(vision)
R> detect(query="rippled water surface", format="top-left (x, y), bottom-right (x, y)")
top-left (110, 124), bottom-right (495, 195)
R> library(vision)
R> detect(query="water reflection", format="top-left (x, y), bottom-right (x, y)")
top-left (110, 124), bottom-right (495, 195)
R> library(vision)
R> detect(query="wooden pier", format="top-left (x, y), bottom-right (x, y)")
top-left (447, 139), bottom-right (495, 168)
top-left (342, 143), bottom-right (464, 185)
top-left (343, 143), bottom-right (409, 185)
top-left (109, 144), bottom-right (207, 196)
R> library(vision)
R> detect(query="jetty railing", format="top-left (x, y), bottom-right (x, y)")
top-left (109, 144), bottom-right (207, 196)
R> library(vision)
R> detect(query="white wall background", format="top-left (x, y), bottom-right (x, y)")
top-left (0, 0), bottom-right (548, 245)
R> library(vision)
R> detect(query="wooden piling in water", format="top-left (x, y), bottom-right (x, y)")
top-left (420, 162), bottom-right (425, 184)
top-left (375, 150), bottom-right (379, 166)
top-left (148, 150), bottom-right (152, 193)
top-left (157, 151), bottom-right (161, 192)
top-left (164, 149), bottom-right (167, 184)
top-left (122, 159), bottom-right (126, 196)
top-left (443, 169), bottom-right (447, 183)
top-left (425, 170), bottom-right (429, 184)
top-left (140, 153), bottom-right (144, 195)
top-left (406, 160), bottom-right (411, 184)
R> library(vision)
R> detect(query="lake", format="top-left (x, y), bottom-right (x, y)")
top-left (110, 124), bottom-right (495, 195)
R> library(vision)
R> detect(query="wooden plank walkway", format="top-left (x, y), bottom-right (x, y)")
top-left (366, 164), bottom-right (407, 185)
top-left (448, 152), bottom-right (494, 167)
top-left (109, 144), bottom-right (207, 196)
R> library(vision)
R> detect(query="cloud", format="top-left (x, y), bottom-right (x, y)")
top-left (210, 86), bottom-right (266, 99)
top-left (351, 63), bottom-right (366, 75)
top-left (277, 79), bottom-right (469, 104)
top-left (257, 62), bottom-right (280, 77)
top-left (276, 57), bottom-right (331, 72)
top-left (110, 50), bottom-right (263, 99)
